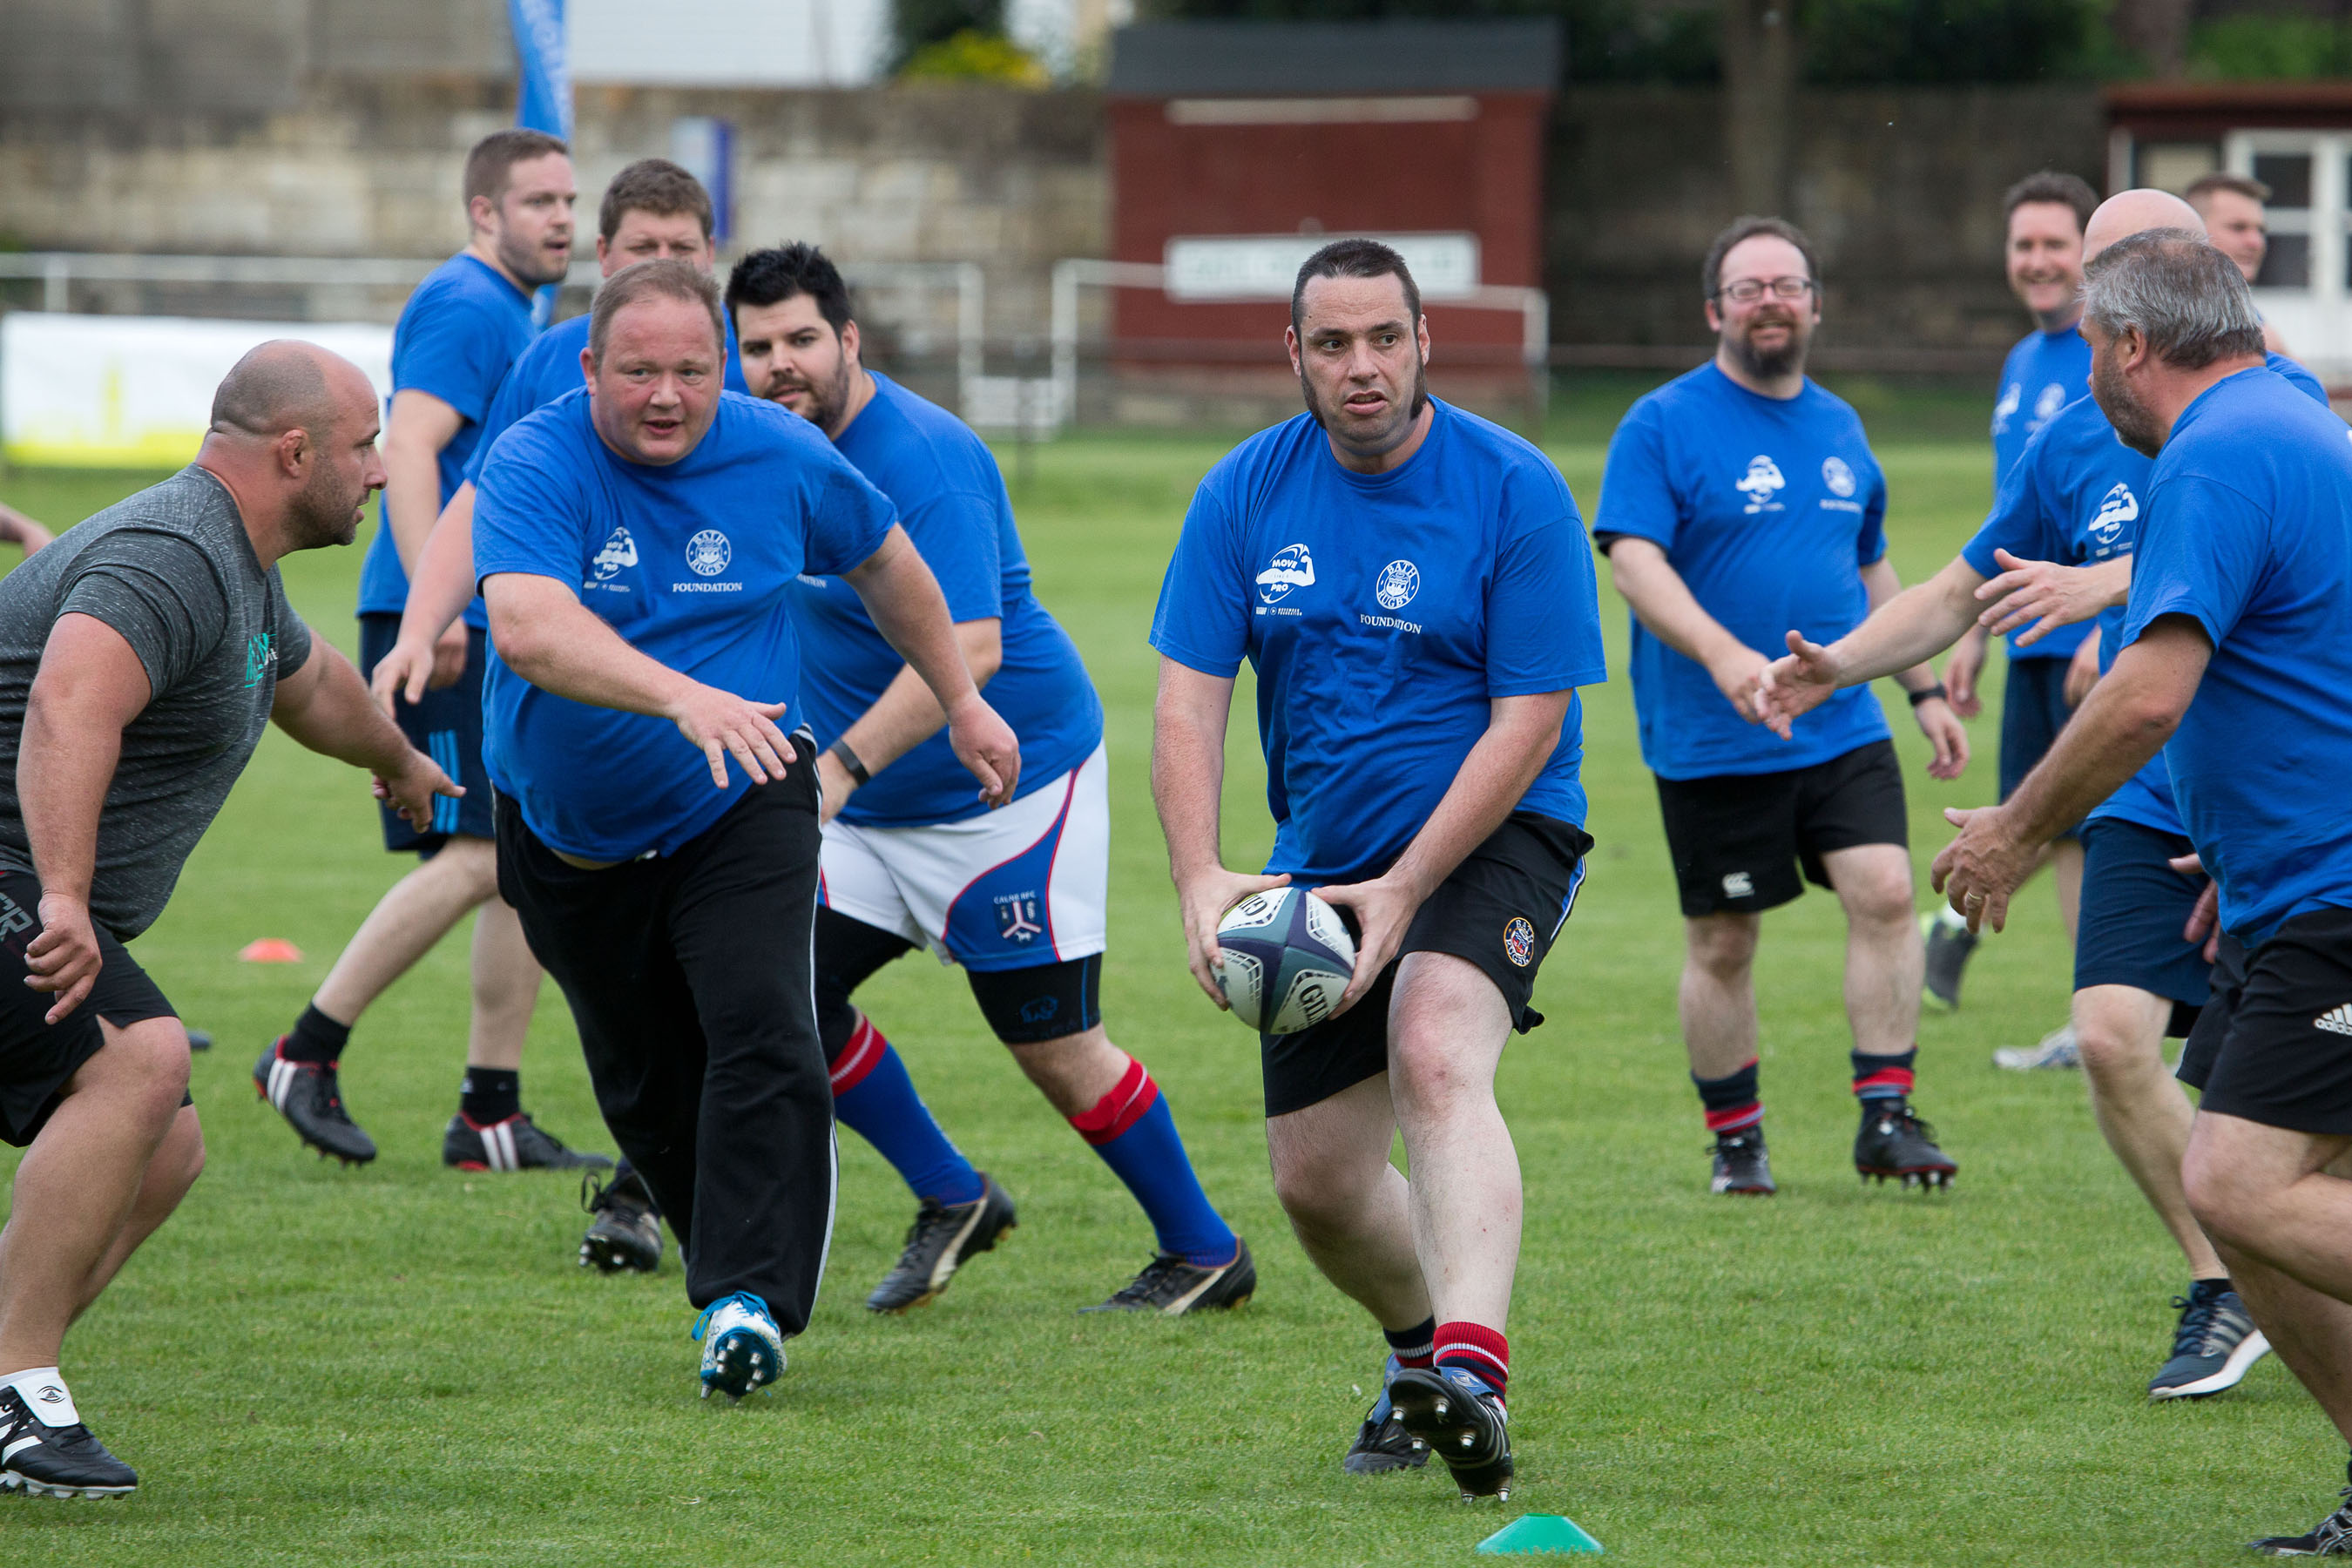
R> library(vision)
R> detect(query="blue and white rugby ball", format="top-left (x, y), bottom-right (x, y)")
top-left (1214, 887), bottom-right (1357, 1035)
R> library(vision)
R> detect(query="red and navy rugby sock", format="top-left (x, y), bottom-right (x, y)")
top-left (1384, 1316), bottom-right (1437, 1370)
top-left (829, 1015), bottom-right (986, 1208)
top-left (1435, 1321), bottom-right (1509, 1400)
top-left (1851, 1048), bottom-right (1917, 1105)
top-left (1071, 1059), bottom-right (1238, 1268)
top-left (1693, 1058), bottom-right (1762, 1135)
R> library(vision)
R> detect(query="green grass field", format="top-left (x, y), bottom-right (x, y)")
top-left (0, 420), bottom-right (2338, 1567)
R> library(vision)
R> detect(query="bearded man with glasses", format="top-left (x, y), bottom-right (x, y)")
top-left (1593, 216), bottom-right (1965, 1199)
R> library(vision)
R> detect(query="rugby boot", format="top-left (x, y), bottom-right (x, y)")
top-left (1388, 1366), bottom-right (1511, 1501)
top-left (579, 1168), bottom-right (662, 1274)
top-left (253, 1039), bottom-right (375, 1165)
top-left (866, 1173), bottom-right (1017, 1314)
top-left (1709, 1126), bottom-right (1777, 1195)
top-left (442, 1112), bottom-right (612, 1173)
top-left (1854, 1098), bottom-right (1956, 1188)
top-left (2254, 1462), bottom-right (2352, 1556)
top-left (2149, 1281), bottom-right (2270, 1400)
top-left (0, 1381), bottom-right (137, 1499)
top-left (1084, 1237), bottom-right (1256, 1315)
top-left (1920, 909), bottom-right (1979, 1011)
top-left (693, 1292), bottom-right (786, 1402)
top-left (1342, 1355), bottom-right (1430, 1476)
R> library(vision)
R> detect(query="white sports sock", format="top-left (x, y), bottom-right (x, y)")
top-left (3, 1367), bottom-right (79, 1429)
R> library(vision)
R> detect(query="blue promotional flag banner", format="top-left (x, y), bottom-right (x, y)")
top-left (507, 0), bottom-right (570, 325)
top-left (510, 0), bottom-right (571, 138)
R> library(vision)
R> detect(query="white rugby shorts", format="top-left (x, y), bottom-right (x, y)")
top-left (817, 742), bottom-right (1108, 974)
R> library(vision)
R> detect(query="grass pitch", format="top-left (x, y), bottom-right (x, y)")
top-left (0, 420), bottom-right (2339, 1566)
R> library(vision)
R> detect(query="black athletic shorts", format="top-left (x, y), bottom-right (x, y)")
top-left (1260, 811), bottom-right (1592, 1119)
top-left (1653, 739), bottom-right (1907, 918)
top-left (2074, 818), bottom-right (2211, 1035)
top-left (2181, 909), bottom-right (2352, 1134)
top-left (359, 612), bottom-right (494, 851)
top-left (1999, 657), bottom-right (2083, 841)
top-left (0, 870), bottom-right (180, 1147)
top-left (2177, 932), bottom-right (2244, 1093)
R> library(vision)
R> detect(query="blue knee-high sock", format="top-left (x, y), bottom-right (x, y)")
top-left (1071, 1060), bottom-right (1237, 1267)
top-left (830, 1017), bottom-right (984, 1207)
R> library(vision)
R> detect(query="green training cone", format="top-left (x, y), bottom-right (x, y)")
top-left (1475, 1514), bottom-right (1605, 1555)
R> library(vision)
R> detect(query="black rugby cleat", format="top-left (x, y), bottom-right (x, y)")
top-left (866, 1173), bottom-right (1016, 1314)
top-left (1388, 1367), bottom-right (1511, 1501)
top-left (1855, 1098), bottom-right (1956, 1189)
top-left (253, 1040), bottom-right (375, 1165)
top-left (0, 1382), bottom-right (137, 1500)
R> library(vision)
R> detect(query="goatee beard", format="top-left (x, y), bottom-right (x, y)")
top-left (1727, 322), bottom-right (1804, 382)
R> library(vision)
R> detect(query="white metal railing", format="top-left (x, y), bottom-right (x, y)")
top-left (1049, 258), bottom-right (1549, 429)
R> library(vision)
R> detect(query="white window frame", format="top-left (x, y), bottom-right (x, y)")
top-left (2227, 130), bottom-right (2337, 299)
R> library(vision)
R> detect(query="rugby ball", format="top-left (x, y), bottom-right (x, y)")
top-left (1214, 887), bottom-right (1358, 1035)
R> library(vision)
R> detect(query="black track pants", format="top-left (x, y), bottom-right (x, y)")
top-left (497, 758), bottom-right (835, 1328)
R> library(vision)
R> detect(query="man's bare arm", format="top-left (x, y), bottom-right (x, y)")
top-left (1976, 551), bottom-right (2132, 644)
top-left (373, 479), bottom-right (481, 710)
top-left (841, 527), bottom-right (1018, 808)
top-left (379, 389), bottom-right (464, 577)
top-left (1152, 658), bottom-right (1288, 1008)
top-left (1604, 537), bottom-right (1768, 720)
top-left (814, 618), bottom-right (1001, 819)
top-left (17, 615), bottom-right (149, 1021)
top-left (0, 501), bottom-right (56, 556)
top-left (1760, 553), bottom-right (1984, 729)
top-left (271, 644), bottom-right (459, 828)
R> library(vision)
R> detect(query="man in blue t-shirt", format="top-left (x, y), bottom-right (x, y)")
top-left (471, 260), bottom-right (1017, 1399)
top-left (355, 160), bottom-right (745, 1233)
top-left (1923, 171), bottom-right (2101, 1021)
top-left (1763, 190), bottom-right (2315, 1402)
top-left (1152, 240), bottom-right (1607, 1499)
top-left (256, 129), bottom-right (593, 1174)
top-left (725, 245), bottom-right (1250, 1318)
top-left (1934, 231), bottom-right (2352, 1554)
top-left (1596, 216), bottom-right (1965, 1202)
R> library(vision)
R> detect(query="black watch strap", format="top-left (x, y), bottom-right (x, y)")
top-left (1908, 683), bottom-right (1949, 707)
top-left (827, 740), bottom-right (872, 786)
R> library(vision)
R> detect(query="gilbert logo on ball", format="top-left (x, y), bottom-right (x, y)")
top-left (1214, 886), bottom-right (1356, 1034)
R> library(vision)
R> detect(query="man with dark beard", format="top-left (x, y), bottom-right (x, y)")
top-left (0, 342), bottom-right (459, 1497)
top-left (1153, 239), bottom-right (1606, 1497)
top-left (1594, 216), bottom-right (1966, 1199)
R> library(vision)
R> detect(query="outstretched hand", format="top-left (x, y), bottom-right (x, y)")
top-left (1977, 549), bottom-right (2112, 645)
top-left (667, 684), bottom-right (797, 788)
top-left (1756, 629), bottom-right (1843, 738)
top-left (372, 747), bottom-right (465, 828)
top-left (1930, 804), bottom-right (2037, 933)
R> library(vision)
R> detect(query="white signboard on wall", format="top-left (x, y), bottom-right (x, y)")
top-left (1164, 233), bottom-right (1482, 302)
top-left (2, 314), bottom-right (393, 469)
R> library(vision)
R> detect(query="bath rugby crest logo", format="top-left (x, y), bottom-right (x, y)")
top-left (686, 530), bottom-right (733, 578)
top-left (1821, 456), bottom-right (1857, 498)
top-left (1503, 916), bottom-right (1536, 969)
top-left (1375, 560), bottom-right (1421, 611)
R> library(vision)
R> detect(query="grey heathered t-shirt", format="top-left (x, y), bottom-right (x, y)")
top-left (0, 466), bottom-right (313, 939)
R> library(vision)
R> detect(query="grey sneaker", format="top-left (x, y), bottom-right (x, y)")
top-left (1922, 910), bottom-right (1979, 1012)
top-left (2150, 1282), bottom-right (2270, 1400)
top-left (1993, 1024), bottom-right (2081, 1071)
top-left (2253, 1465), bottom-right (2352, 1555)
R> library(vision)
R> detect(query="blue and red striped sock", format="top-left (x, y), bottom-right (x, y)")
top-left (1851, 1048), bottom-right (1917, 1104)
top-left (1435, 1321), bottom-right (1509, 1400)
top-left (1693, 1058), bottom-right (1762, 1135)
top-left (1071, 1059), bottom-right (1237, 1267)
top-left (1384, 1316), bottom-right (1437, 1371)
top-left (829, 1016), bottom-right (985, 1208)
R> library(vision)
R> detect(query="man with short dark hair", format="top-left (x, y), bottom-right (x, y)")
top-left (2186, 172), bottom-right (2288, 354)
top-left (1932, 228), bottom-right (2352, 1554)
top-left (474, 259), bottom-right (1018, 1398)
top-left (1154, 238), bottom-right (1606, 1498)
top-left (1761, 190), bottom-right (2321, 1399)
top-left (724, 241), bottom-right (1251, 1315)
top-left (0, 342), bottom-right (457, 1497)
top-left (257, 129), bottom-right (585, 1171)
top-left (1598, 215), bottom-right (1964, 1200)
top-left (1927, 170), bottom-right (2101, 1037)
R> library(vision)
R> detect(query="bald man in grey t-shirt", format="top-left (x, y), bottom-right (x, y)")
top-left (0, 343), bottom-right (456, 1502)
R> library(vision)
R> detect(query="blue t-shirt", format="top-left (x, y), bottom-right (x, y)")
top-left (1150, 401), bottom-right (1607, 888)
top-left (789, 372), bottom-right (1102, 827)
top-left (1991, 324), bottom-right (2096, 661)
top-left (359, 253), bottom-right (537, 626)
top-left (2119, 366), bottom-right (2352, 947)
top-left (472, 389), bottom-right (898, 862)
top-left (1963, 354), bottom-right (2328, 839)
top-left (463, 310), bottom-right (750, 486)
top-left (1596, 363), bottom-right (1892, 781)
